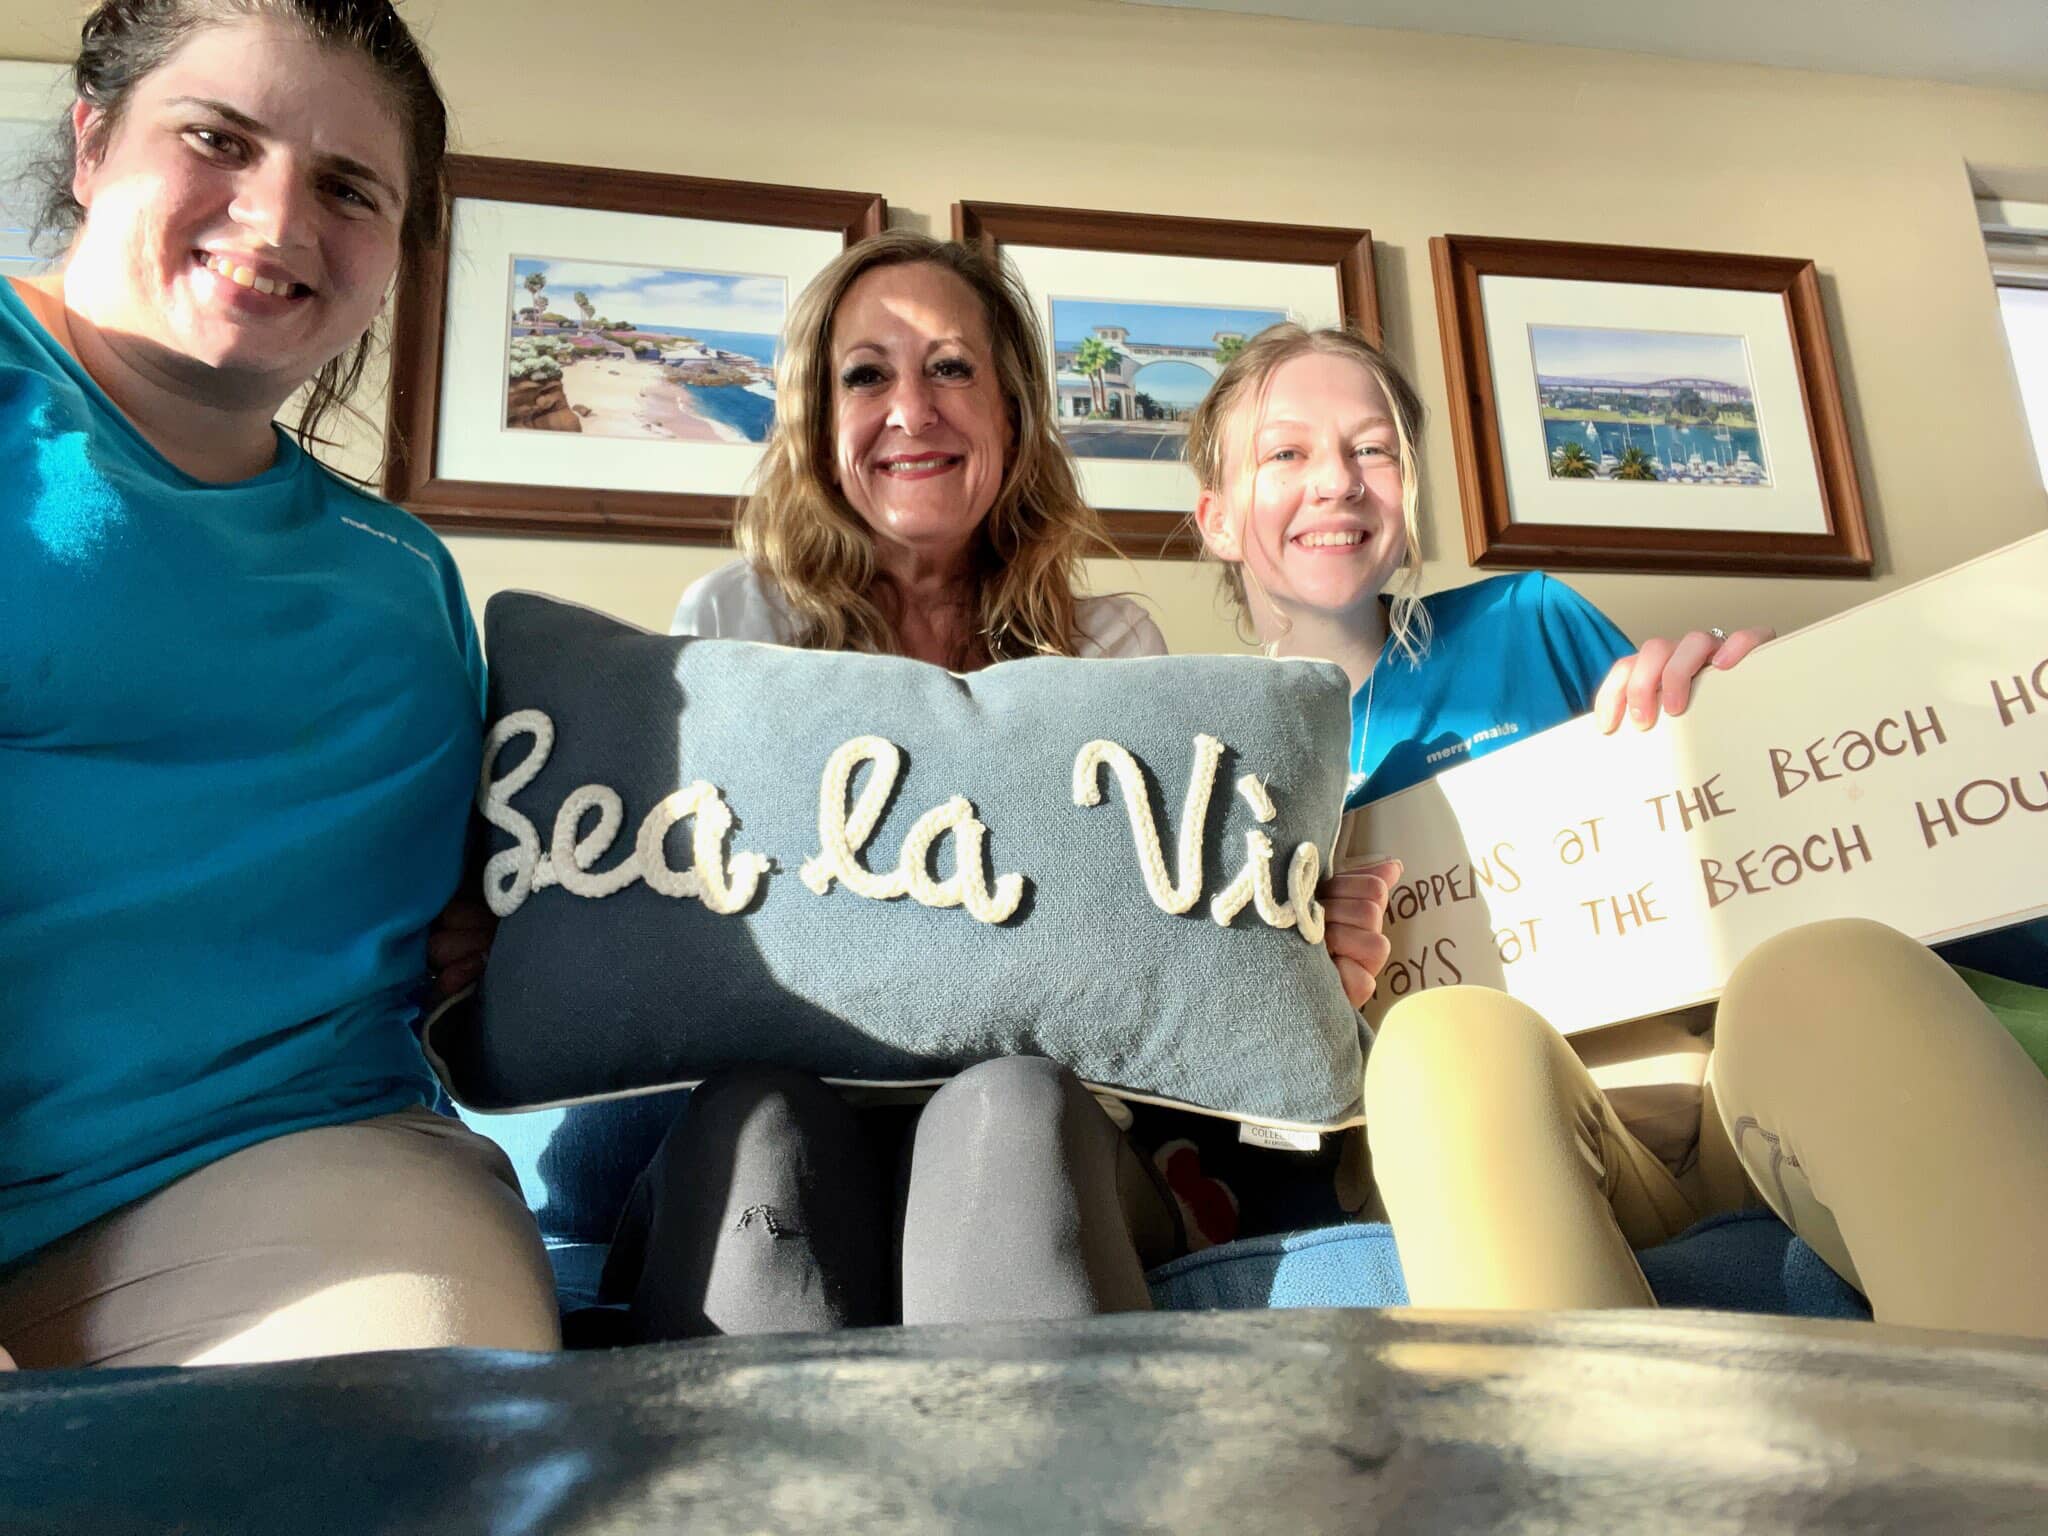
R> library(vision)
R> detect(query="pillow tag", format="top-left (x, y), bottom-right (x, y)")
top-left (1237, 1122), bottom-right (1323, 1154)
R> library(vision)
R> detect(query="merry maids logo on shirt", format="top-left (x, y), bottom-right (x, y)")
top-left (338, 513), bottom-right (438, 572)
top-left (1426, 721), bottom-right (1521, 768)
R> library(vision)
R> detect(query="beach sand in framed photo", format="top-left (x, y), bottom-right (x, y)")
top-left (1051, 296), bottom-right (1288, 461)
top-left (501, 256), bottom-right (784, 446)
top-left (1531, 324), bottom-right (1771, 489)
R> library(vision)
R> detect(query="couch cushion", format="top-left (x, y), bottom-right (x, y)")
top-left (428, 592), bottom-right (1362, 1130)
top-left (1148, 1223), bottom-right (1408, 1310)
top-left (1144, 1213), bottom-right (1870, 1319)
top-left (455, 1091), bottom-right (687, 1245)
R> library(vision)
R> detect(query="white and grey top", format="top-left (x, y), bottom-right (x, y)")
top-left (670, 559), bottom-right (1167, 659)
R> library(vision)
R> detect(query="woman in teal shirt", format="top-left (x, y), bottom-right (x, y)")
top-left (1186, 322), bottom-right (2048, 1339)
top-left (0, 0), bottom-right (557, 1367)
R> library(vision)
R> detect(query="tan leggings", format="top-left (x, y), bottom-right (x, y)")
top-left (0, 1108), bottom-right (561, 1368)
top-left (1366, 919), bottom-right (2048, 1339)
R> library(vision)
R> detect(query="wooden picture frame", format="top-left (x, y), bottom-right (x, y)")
top-left (955, 201), bottom-right (1379, 558)
top-left (384, 155), bottom-right (884, 544)
top-left (1431, 234), bottom-right (1870, 577)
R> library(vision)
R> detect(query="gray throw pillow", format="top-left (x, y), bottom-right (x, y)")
top-left (424, 592), bottom-right (1365, 1129)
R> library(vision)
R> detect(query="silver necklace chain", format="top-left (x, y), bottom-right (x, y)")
top-left (1355, 649), bottom-right (1379, 784)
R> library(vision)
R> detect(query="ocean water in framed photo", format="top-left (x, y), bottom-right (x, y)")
top-left (1529, 324), bottom-right (1770, 489)
top-left (500, 257), bottom-right (781, 445)
top-left (385, 157), bottom-right (883, 544)
top-left (1481, 277), bottom-right (1824, 537)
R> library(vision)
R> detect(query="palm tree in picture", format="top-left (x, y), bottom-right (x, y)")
top-left (1551, 440), bottom-right (1597, 478)
top-left (1215, 334), bottom-right (1247, 367)
top-left (1069, 335), bottom-right (1119, 417)
top-left (573, 290), bottom-right (595, 331)
top-left (1613, 444), bottom-right (1659, 481)
top-left (522, 269), bottom-right (548, 327)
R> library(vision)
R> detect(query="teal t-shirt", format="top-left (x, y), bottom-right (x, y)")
top-left (0, 280), bottom-right (485, 1268)
top-left (1346, 571), bottom-right (1632, 809)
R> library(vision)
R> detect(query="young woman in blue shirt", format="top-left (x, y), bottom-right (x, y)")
top-left (1186, 324), bottom-right (2048, 1339)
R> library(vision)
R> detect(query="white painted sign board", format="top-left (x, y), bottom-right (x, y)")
top-left (1347, 531), bottom-right (2048, 1034)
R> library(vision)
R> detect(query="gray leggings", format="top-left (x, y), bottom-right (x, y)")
top-left (603, 1058), bottom-right (1180, 1338)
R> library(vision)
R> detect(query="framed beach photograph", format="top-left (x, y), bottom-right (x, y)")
top-left (1431, 234), bottom-right (1870, 576)
top-left (384, 156), bottom-right (885, 543)
top-left (955, 201), bottom-right (1379, 557)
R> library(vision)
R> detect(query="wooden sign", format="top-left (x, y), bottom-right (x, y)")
top-left (1348, 531), bottom-right (2048, 1033)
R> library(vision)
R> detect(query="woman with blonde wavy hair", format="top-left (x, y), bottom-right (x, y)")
top-left (623, 234), bottom-right (1169, 1342)
top-left (1176, 321), bottom-right (1760, 1244)
top-left (593, 238), bottom-right (1393, 1343)
top-left (670, 229), bottom-right (1160, 666)
top-left (1186, 325), bottom-right (2048, 1344)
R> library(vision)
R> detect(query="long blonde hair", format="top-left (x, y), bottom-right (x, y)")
top-left (736, 231), bottom-right (1114, 663)
top-left (1184, 324), bottom-right (1432, 665)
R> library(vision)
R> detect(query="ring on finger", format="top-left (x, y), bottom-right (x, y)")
top-left (1708, 626), bottom-right (1728, 642)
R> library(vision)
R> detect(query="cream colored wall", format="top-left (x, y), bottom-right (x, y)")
top-left (6, 0), bottom-right (2044, 648)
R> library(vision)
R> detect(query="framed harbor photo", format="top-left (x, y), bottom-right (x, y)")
top-left (1431, 234), bottom-right (1870, 576)
top-left (955, 201), bottom-right (1378, 557)
top-left (384, 156), bottom-right (884, 543)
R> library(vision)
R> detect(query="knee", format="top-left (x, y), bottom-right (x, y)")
top-left (1729, 918), bottom-right (1914, 997)
top-left (1717, 918), bottom-right (1923, 1073)
top-left (921, 1056), bottom-right (1086, 1148)
top-left (672, 1066), bottom-right (849, 1164)
top-left (1365, 986), bottom-right (1561, 1121)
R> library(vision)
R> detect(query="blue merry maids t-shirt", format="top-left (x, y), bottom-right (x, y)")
top-left (1346, 571), bottom-right (1632, 809)
top-left (0, 280), bottom-right (485, 1268)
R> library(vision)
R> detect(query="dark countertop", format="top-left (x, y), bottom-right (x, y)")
top-left (4, 1307), bottom-right (2045, 1533)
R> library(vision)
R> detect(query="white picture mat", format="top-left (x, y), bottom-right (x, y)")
top-left (1348, 531), bottom-right (2048, 1037)
top-left (1479, 274), bottom-right (1826, 534)
top-left (1004, 243), bottom-right (1346, 515)
top-left (436, 199), bottom-right (843, 496)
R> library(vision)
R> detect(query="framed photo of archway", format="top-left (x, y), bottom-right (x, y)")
top-left (383, 155), bottom-right (885, 545)
top-left (1431, 234), bottom-right (1871, 577)
top-left (955, 201), bottom-right (1379, 558)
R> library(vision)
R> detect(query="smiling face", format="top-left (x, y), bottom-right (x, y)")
top-left (63, 18), bottom-right (407, 403)
top-left (1197, 350), bottom-right (1409, 625)
top-left (828, 261), bottom-right (1013, 569)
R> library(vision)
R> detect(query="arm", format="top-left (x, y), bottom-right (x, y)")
top-left (1076, 594), bottom-right (1167, 659)
top-left (428, 560), bottom-right (496, 1000)
top-left (427, 885), bottom-right (494, 999)
top-left (671, 560), bottom-right (789, 642)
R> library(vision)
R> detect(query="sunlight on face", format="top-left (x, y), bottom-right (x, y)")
top-left (65, 17), bottom-right (408, 397)
top-left (1208, 351), bottom-right (1408, 624)
top-left (829, 262), bottom-right (1012, 566)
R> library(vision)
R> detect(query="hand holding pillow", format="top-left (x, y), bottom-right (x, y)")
top-left (1320, 857), bottom-right (1401, 1009)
